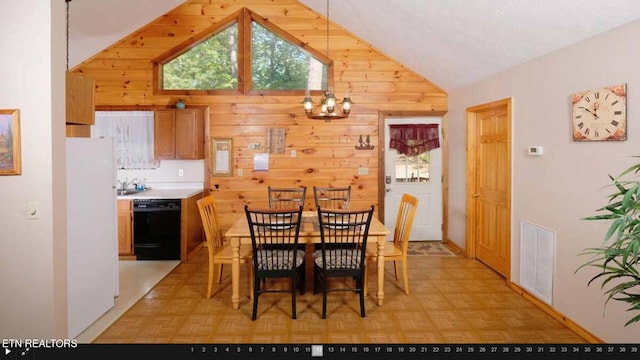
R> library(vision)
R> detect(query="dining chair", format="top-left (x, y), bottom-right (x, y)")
top-left (364, 193), bottom-right (418, 296)
top-left (268, 186), bottom-right (307, 209)
top-left (244, 205), bottom-right (305, 320)
top-left (197, 194), bottom-right (253, 300)
top-left (314, 205), bottom-right (375, 319)
top-left (313, 185), bottom-right (351, 210)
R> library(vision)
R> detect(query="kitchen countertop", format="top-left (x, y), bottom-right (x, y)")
top-left (117, 188), bottom-right (203, 200)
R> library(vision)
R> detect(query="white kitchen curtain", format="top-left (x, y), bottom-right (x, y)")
top-left (92, 111), bottom-right (157, 169)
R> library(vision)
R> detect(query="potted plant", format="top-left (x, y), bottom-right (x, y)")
top-left (576, 157), bottom-right (640, 326)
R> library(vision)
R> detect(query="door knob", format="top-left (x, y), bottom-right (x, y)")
top-left (472, 193), bottom-right (480, 198)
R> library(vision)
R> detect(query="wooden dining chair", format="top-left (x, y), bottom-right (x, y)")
top-left (314, 205), bottom-right (375, 319)
top-left (364, 193), bottom-right (418, 296)
top-left (244, 205), bottom-right (305, 320)
top-left (313, 185), bottom-right (351, 210)
top-left (197, 194), bottom-right (253, 300)
top-left (268, 186), bottom-right (307, 209)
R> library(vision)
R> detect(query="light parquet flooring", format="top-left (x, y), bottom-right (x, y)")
top-left (94, 246), bottom-right (588, 344)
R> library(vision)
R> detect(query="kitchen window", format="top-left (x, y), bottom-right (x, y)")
top-left (92, 111), bottom-right (157, 169)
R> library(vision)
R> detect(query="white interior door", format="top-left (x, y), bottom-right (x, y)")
top-left (384, 117), bottom-right (443, 241)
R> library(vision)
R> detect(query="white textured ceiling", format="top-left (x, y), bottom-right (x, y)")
top-left (69, 0), bottom-right (640, 91)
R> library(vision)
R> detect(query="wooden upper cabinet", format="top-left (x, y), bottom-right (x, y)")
top-left (65, 72), bottom-right (95, 125)
top-left (154, 110), bottom-right (176, 159)
top-left (175, 109), bottom-right (204, 159)
top-left (154, 108), bottom-right (204, 160)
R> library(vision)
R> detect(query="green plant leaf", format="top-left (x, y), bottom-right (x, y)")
top-left (576, 156), bottom-right (640, 326)
top-left (615, 163), bottom-right (640, 179)
top-left (625, 313), bottom-right (640, 327)
top-left (604, 219), bottom-right (622, 243)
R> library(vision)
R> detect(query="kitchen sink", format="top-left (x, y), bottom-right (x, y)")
top-left (117, 188), bottom-right (143, 196)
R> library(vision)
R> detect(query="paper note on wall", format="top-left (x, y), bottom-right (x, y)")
top-left (254, 153), bottom-right (269, 171)
top-left (215, 145), bottom-right (230, 173)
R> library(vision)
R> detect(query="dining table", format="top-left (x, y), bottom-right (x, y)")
top-left (224, 210), bottom-right (391, 310)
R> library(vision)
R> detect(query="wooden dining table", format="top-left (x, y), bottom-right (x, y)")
top-left (224, 210), bottom-right (391, 310)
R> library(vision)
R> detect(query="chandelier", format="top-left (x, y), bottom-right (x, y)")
top-left (303, 88), bottom-right (352, 121)
top-left (303, 0), bottom-right (353, 122)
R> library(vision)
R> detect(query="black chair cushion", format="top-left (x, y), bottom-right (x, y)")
top-left (313, 249), bottom-right (363, 269)
top-left (255, 249), bottom-right (305, 270)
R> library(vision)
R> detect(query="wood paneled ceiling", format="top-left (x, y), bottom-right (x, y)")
top-left (69, 0), bottom-right (640, 91)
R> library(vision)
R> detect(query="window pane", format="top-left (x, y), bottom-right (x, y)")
top-left (251, 22), bottom-right (327, 90)
top-left (163, 23), bottom-right (239, 90)
top-left (394, 151), bottom-right (430, 183)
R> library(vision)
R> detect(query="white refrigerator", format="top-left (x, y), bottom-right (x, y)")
top-left (66, 137), bottom-right (118, 338)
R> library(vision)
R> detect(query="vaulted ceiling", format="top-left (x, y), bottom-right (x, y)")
top-left (69, 0), bottom-right (640, 92)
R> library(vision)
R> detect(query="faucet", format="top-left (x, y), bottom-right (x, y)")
top-left (118, 178), bottom-right (130, 190)
top-left (118, 178), bottom-right (140, 190)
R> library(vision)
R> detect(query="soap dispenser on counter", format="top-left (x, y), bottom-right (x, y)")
top-left (137, 178), bottom-right (148, 191)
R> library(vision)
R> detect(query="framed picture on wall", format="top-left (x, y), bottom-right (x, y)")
top-left (212, 138), bottom-right (233, 177)
top-left (0, 109), bottom-right (21, 176)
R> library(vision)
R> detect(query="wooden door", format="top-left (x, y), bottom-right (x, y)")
top-left (466, 98), bottom-right (511, 278)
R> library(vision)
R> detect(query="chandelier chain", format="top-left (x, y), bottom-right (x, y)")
top-left (66, 0), bottom-right (71, 71)
top-left (326, 0), bottom-right (329, 59)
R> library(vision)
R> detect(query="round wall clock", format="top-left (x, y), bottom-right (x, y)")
top-left (571, 83), bottom-right (627, 141)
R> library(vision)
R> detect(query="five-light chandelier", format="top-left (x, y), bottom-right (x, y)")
top-left (303, 0), bottom-right (352, 122)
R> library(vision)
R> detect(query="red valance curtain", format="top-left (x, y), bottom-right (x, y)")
top-left (389, 124), bottom-right (440, 156)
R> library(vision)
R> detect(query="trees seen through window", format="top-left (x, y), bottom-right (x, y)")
top-left (159, 9), bottom-right (329, 94)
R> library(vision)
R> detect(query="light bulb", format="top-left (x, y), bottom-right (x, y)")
top-left (326, 93), bottom-right (336, 113)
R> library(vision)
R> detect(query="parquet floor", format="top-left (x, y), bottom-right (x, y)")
top-left (94, 245), bottom-right (588, 344)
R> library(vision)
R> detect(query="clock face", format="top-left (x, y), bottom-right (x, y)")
top-left (572, 83), bottom-right (627, 141)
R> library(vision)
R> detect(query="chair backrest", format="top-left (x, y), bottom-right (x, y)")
top-left (197, 194), bottom-right (223, 251)
top-left (394, 193), bottom-right (419, 252)
top-left (313, 185), bottom-right (351, 210)
top-left (244, 205), bottom-right (304, 271)
top-left (316, 205), bottom-right (374, 270)
top-left (268, 186), bottom-right (307, 210)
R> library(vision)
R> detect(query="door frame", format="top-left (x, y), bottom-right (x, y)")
top-left (465, 98), bottom-right (512, 279)
top-left (377, 110), bottom-right (448, 242)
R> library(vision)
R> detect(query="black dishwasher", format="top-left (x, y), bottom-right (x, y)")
top-left (133, 199), bottom-right (181, 260)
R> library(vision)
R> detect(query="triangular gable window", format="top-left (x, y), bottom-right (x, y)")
top-left (251, 22), bottom-right (327, 91)
top-left (163, 23), bottom-right (239, 90)
top-left (153, 8), bottom-right (332, 96)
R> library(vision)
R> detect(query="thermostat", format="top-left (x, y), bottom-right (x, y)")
top-left (528, 146), bottom-right (543, 156)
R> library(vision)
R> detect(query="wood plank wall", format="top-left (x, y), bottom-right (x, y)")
top-left (71, 0), bottom-right (448, 231)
